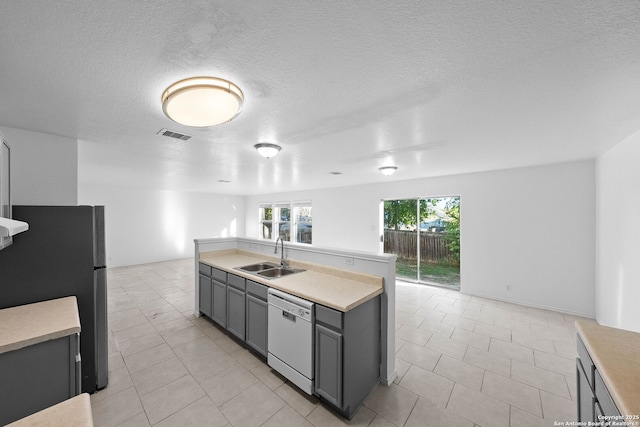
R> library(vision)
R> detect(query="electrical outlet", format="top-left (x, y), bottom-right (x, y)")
top-left (345, 257), bottom-right (354, 265)
top-left (506, 285), bottom-right (512, 292)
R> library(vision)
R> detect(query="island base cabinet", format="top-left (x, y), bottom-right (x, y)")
top-left (211, 279), bottom-right (227, 328)
top-left (198, 274), bottom-right (213, 318)
top-left (0, 333), bottom-right (80, 425)
top-left (227, 286), bottom-right (245, 341)
top-left (315, 324), bottom-right (343, 407)
top-left (314, 296), bottom-right (381, 420)
top-left (246, 294), bottom-right (268, 357)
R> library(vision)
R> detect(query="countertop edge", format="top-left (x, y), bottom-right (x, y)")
top-left (0, 296), bottom-right (81, 355)
top-left (575, 320), bottom-right (640, 417)
top-left (6, 393), bottom-right (94, 427)
top-left (1, 326), bottom-right (81, 355)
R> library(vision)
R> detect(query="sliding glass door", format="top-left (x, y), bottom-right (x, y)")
top-left (383, 196), bottom-right (460, 289)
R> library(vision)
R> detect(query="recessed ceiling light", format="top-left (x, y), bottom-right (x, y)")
top-left (378, 166), bottom-right (398, 176)
top-left (161, 77), bottom-right (243, 127)
top-left (254, 143), bottom-right (281, 158)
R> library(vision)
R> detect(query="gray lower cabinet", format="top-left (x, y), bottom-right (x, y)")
top-left (226, 274), bottom-right (246, 341)
top-left (199, 264), bottom-right (268, 357)
top-left (212, 279), bottom-right (227, 327)
top-left (576, 335), bottom-right (620, 421)
top-left (315, 323), bottom-right (343, 407)
top-left (314, 296), bottom-right (381, 419)
top-left (199, 263), bottom-right (227, 328)
top-left (246, 280), bottom-right (268, 357)
top-left (0, 333), bottom-right (81, 425)
top-left (198, 273), bottom-right (213, 318)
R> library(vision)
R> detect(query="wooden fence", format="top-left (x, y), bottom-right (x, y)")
top-left (384, 229), bottom-right (452, 262)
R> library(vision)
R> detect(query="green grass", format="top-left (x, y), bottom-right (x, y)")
top-left (396, 257), bottom-right (460, 287)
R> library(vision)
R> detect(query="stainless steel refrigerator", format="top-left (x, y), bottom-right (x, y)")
top-left (0, 205), bottom-right (108, 393)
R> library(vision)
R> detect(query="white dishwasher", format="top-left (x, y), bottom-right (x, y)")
top-left (267, 288), bottom-right (315, 394)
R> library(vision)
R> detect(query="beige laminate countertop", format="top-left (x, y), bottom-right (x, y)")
top-left (0, 296), bottom-right (81, 355)
top-left (575, 320), bottom-right (640, 417)
top-left (6, 393), bottom-right (94, 427)
top-left (199, 250), bottom-right (384, 312)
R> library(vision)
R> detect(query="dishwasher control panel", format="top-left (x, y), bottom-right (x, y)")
top-left (268, 288), bottom-right (314, 322)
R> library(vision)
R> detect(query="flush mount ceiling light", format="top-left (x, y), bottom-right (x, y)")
top-left (378, 166), bottom-right (398, 176)
top-left (161, 77), bottom-right (244, 127)
top-left (254, 143), bottom-right (281, 158)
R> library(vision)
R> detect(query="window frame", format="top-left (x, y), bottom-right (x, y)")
top-left (258, 200), bottom-right (312, 244)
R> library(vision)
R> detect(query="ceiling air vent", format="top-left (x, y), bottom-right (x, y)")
top-left (157, 128), bottom-right (192, 141)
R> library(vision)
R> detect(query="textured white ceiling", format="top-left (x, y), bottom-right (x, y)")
top-left (1, 1), bottom-right (639, 195)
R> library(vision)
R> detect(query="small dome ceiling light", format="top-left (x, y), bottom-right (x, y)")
top-left (161, 76), bottom-right (243, 127)
top-left (378, 166), bottom-right (398, 176)
top-left (255, 143), bottom-right (281, 158)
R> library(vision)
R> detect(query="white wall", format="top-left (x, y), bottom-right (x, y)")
top-left (596, 130), bottom-right (640, 333)
top-left (0, 126), bottom-right (77, 205)
top-left (79, 183), bottom-right (245, 267)
top-left (246, 160), bottom-right (596, 316)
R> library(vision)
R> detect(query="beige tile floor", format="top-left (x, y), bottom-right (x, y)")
top-left (91, 258), bottom-right (586, 427)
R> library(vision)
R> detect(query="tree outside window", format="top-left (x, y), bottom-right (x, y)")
top-left (294, 202), bottom-right (312, 244)
top-left (259, 204), bottom-right (273, 240)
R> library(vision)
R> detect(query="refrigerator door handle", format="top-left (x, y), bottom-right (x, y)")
top-left (94, 267), bottom-right (108, 389)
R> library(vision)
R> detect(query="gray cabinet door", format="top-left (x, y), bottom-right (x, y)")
top-left (594, 369), bottom-right (620, 417)
top-left (576, 358), bottom-right (594, 421)
top-left (0, 334), bottom-right (79, 425)
top-left (227, 286), bottom-right (245, 340)
top-left (315, 323), bottom-right (343, 407)
top-left (246, 294), bottom-right (268, 357)
top-left (212, 279), bottom-right (227, 327)
top-left (199, 274), bottom-right (213, 318)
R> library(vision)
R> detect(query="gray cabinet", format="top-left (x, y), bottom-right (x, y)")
top-left (576, 335), bottom-right (620, 421)
top-left (212, 279), bottom-right (227, 327)
top-left (226, 274), bottom-right (246, 340)
top-left (199, 263), bottom-right (227, 325)
top-left (315, 323), bottom-right (343, 407)
top-left (198, 273), bottom-right (212, 318)
top-left (246, 280), bottom-right (268, 357)
top-left (199, 264), bottom-right (265, 353)
top-left (0, 333), bottom-right (81, 425)
top-left (314, 296), bottom-right (381, 419)
top-left (199, 264), bottom-right (227, 328)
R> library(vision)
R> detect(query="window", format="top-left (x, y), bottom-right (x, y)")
top-left (259, 204), bottom-right (273, 240)
top-left (294, 201), bottom-right (312, 244)
top-left (274, 202), bottom-right (291, 241)
top-left (259, 201), bottom-right (312, 244)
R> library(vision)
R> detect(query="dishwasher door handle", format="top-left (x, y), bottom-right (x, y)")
top-left (282, 311), bottom-right (296, 322)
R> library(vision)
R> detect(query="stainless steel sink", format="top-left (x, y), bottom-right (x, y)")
top-left (235, 262), bottom-right (305, 279)
top-left (237, 262), bottom-right (279, 272)
top-left (256, 267), bottom-right (304, 279)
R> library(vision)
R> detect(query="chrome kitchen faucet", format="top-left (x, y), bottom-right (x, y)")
top-left (275, 236), bottom-right (288, 267)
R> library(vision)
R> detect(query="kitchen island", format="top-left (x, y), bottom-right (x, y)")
top-left (195, 238), bottom-right (394, 419)
top-left (194, 237), bottom-right (396, 384)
